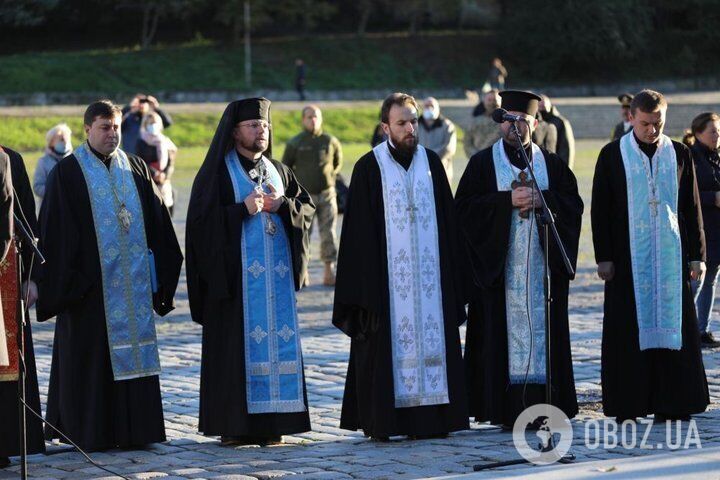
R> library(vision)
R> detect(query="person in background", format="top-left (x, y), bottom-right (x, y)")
top-left (611, 93), bottom-right (634, 141)
top-left (295, 59), bottom-right (307, 101)
top-left (283, 105), bottom-right (342, 286)
top-left (683, 112), bottom-right (720, 348)
top-left (532, 112), bottom-right (558, 153)
top-left (121, 94), bottom-right (173, 155)
top-left (137, 112), bottom-right (178, 217)
top-left (418, 97), bottom-right (457, 184)
top-left (487, 57), bottom-right (508, 90)
top-left (464, 89), bottom-right (502, 159)
top-left (33, 123), bottom-right (73, 206)
top-left (539, 95), bottom-right (575, 169)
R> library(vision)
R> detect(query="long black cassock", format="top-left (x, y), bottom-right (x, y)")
top-left (37, 150), bottom-right (182, 451)
top-left (591, 137), bottom-right (709, 419)
top-left (455, 142), bottom-right (582, 426)
top-left (0, 147), bottom-right (45, 458)
top-left (186, 101), bottom-right (314, 438)
top-left (333, 145), bottom-right (468, 438)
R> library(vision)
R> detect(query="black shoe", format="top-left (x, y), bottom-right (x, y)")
top-left (256, 435), bottom-right (283, 446)
top-left (700, 332), bottom-right (720, 348)
top-left (0, 457), bottom-right (9, 468)
top-left (408, 433), bottom-right (448, 440)
top-left (371, 435), bottom-right (390, 442)
top-left (220, 435), bottom-right (254, 446)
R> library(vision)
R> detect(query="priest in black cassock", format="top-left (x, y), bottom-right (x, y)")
top-left (456, 90), bottom-right (583, 428)
top-left (333, 92), bottom-right (468, 440)
top-left (37, 100), bottom-right (183, 451)
top-left (592, 89), bottom-right (709, 422)
top-left (0, 146), bottom-right (45, 466)
top-left (186, 98), bottom-right (314, 446)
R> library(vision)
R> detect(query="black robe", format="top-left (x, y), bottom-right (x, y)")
top-left (36, 149), bottom-right (183, 451)
top-left (591, 138), bottom-right (710, 419)
top-left (0, 147), bottom-right (45, 458)
top-left (455, 144), bottom-right (583, 426)
top-left (332, 147), bottom-right (469, 438)
top-left (186, 157), bottom-right (314, 437)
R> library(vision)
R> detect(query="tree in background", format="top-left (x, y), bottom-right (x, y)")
top-left (0, 0), bottom-right (59, 26)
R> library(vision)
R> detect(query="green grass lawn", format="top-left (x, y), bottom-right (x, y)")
top-left (0, 33), bottom-right (494, 95)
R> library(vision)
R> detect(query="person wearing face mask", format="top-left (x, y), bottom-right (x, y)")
top-left (683, 112), bottom-right (720, 348)
top-left (121, 94), bottom-right (173, 155)
top-left (33, 123), bottom-right (73, 207)
top-left (136, 112), bottom-right (178, 217)
top-left (418, 97), bottom-right (457, 185)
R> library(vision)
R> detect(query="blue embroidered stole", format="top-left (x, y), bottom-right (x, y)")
top-left (374, 141), bottom-right (449, 408)
top-left (492, 140), bottom-right (548, 384)
top-left (74, 143), bottom-right (160, 381)
top-left (620, 133), bottom-right (682, 350)
top-left (224, 151), bottom-right (306, 414)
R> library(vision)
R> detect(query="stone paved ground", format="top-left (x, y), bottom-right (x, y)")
top-left (2, 140), bottom-right (720, 479)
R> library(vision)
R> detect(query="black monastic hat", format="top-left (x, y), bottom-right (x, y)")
top-left (618, 93), bottom-right (633, 108)
top-left (233, 97), bottom-right (271, 124)
top-left (499, 90), bottom-right (542, 117)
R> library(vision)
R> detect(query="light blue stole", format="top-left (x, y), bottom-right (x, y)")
top-left (620, 133), bottom-right (682, 350)
top-left (224, 150), bottom-right (306, 414)
top-left (74, 143), bottom-right (160, 381)
top-left (492, 140), bottom-right (548, 384)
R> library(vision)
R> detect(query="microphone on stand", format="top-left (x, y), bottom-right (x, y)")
top-left (491, 108), bottom-right (527, 124)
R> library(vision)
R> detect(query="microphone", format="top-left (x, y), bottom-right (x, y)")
top-left (491, 108), bottom-right (526, 124)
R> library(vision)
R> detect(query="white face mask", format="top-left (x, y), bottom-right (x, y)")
top-left (423, 109), bottom-right (437, 121)
top-left (146, 124), bottom-right (158, 135)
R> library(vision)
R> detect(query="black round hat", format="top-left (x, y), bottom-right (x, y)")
top-left (499, 90), bottom-right (542, 117)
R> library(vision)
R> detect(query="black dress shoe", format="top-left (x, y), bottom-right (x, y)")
top-left (371, 435), bottom-right (390, 442)
top-left (220, 435), bottom-right (254, 446)
top-left (256, 435), bottom-right (283, 446)
top-left (0, 457), bottom-right (10, 468)
top-left (700, 332), bottom-right (720, 348)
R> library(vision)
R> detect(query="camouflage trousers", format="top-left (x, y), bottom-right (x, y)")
top-left (310, 187), bottom-right (338, 263)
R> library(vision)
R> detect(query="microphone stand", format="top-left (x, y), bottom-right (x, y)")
top-left (473, 121), bottom-right (575, 471)
top-left (12, 211), bottom-right (44, 480)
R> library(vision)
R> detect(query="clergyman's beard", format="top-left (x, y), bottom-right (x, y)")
top-left (391, 132), bottom-right (418, 157)
top-left (242, 138), bottom-right (267, 155)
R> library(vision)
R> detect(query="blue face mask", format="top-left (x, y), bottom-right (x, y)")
top-left (53, 141), bottom-right (69, 155)
top-left (146, 124), bottom-right (158, 135)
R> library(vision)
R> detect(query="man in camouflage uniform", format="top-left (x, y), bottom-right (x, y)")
top-left (464, 90), bottom-right (502, 159)
top-left (283, 105), bottom-right (343, 286)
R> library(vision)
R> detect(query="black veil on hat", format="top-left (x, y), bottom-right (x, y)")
top-left (186, 97), bottom-right (273, 299)
top-left (499, 90), bottom-right (542, 117)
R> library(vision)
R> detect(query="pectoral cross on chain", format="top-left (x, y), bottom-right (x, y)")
top-left (406, 204), bottom-right (418, 222)
top-left (511, 171), bottom-right (532, 219)
top-left (648, 197), bottom-right (660, 217)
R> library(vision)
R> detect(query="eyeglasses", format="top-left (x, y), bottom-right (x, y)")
top-left (239, 121), bottom-right (270, 130)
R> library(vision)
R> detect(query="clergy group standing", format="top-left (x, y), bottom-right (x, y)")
top-left (37, 100), bottom-right (183, 451)
top-left (456, 90), bottom-right (583, 427)
top-left (186, 98), bottom-right (315, 446)
top-left (592, 89), bottom-right (710, 422)
top-left (333, 93), bottom-right (469, 440)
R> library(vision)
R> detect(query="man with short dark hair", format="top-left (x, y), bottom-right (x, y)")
top-left (333, 92), bottom-right (468, 440)
top-left (592, 89), bottom-right (710, 423)
top-left (38, 99), bottom-right (183, 451)
top-left (187, 98), bottom-right (314, 446)
top-left (611, 93), bottom-right (634, 141)
top-left (283, 105), bottom-right (342, 286)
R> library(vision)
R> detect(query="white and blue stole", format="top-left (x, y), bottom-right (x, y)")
top-left (374, 141), bottom-right (449, 408)
top-left (74, 143), bottom-right (160, 381)
top-left (224, 150), bottom-right (306, 414)
top-left (492, 140), bottom-right (548, 384)
top-left (620, 133), bottom-right (682, 350)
